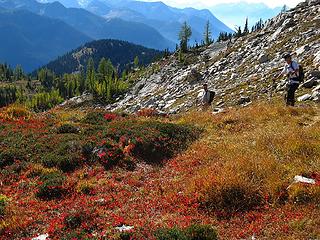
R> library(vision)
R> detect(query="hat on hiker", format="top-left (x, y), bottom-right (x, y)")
top-left (282, 52), bottom-right (291, 59)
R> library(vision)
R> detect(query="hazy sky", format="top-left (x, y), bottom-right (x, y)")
top-left (144, 0), bottom-right (303, 8)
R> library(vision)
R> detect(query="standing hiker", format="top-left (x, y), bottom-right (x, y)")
top-left (201, 83), bottom-right (215, 111)
top-left (276, 53), bottom-right (304, 106)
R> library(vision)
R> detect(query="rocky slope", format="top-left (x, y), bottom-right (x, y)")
top-left (103, 0), bottom-right (320, 114)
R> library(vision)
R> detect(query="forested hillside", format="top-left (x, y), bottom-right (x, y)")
top-left (0, 42), bottom-right (163, 111)
top-left (42, 39), bottom-right (164, 75)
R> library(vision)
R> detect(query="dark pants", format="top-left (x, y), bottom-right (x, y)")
top-left (286, 83), bottom-right (299, 106)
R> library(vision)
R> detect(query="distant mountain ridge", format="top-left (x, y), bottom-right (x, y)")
top-left (0, 8), bottom-right (91, 72)
top-left (42, 39), bottom-right (164, 75)
top-left (0, 0), bottom-right (175, 50)
top-left (0, 0), bottom-right (234, 72)
top-left (41, 0), bottom-right (233, 43)
top-left (0, 0), bottom-right (175, 71)
top-left (118, 1), bottom-right (232, 43)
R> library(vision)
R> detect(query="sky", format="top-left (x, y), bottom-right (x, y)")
top-left (143, 0), bottom-right (303, 9)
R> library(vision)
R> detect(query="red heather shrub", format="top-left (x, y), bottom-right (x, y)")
top-left (104, 113), bottom-right (118, 122)
top-left (137, 108), bottom-right (158, 117)
top-left (82, 111), bottom-right (119, 125)
top-left (96, 140), bottom-right (125, 170)
top-left (310, 172), bottom-right (320, 186)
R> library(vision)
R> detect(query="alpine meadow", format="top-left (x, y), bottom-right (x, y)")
top-left (0, 0), bottom-right (319, 239)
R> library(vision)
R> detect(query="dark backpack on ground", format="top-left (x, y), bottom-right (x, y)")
top-left (208, 90), bottom-right (215, 104)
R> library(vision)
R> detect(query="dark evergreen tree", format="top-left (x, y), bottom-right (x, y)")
top-left (217, 32), bottom-right (233, 42)
top-left (13, 65), bottom-right (24, 81)
top-left (38, 68), bottom-right (54, 91)
top-left (234, 26), bottom-right (242, 38)
top-left (179, 21), bottom-right (192, 53)
top-left (204, 20), bottom-right (213, 46)
top-left (0, 85), bottom-right (17, 107)
top-left (0, 63), bottom-right (14, 82)
top-left (97, 58), bottom-right (108, 84)
top-left (281, 5), bottom-right (288, 13)
top-left (78, 67), bottom-right (86, 94)
top-left (251, 18), bottom-right (264, 32)
top-left (134, 56), bottom-right (140, 68)
top-left (86, 58), bottom-right (96, 94)
top-left (243, 18), bottom-right (249, 35)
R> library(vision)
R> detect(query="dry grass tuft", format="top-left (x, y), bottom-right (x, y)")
top-left (178, 102), bottom-right (320, 213)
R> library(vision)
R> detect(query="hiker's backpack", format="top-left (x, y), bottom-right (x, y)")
top-left (290, 62), bottom-right (304, 83)
top-left (208, 91), bottom-right (215, 104)
top-left (298, 65), bottom-right (304, 82)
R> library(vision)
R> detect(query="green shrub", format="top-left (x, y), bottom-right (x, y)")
top-left (154, 225), bottom-right (218, 240)
top-left (41, 153), bottom-right (80, 172)
top-left (81, 143), bottom-right (95, 161)
top-left (0, 194), bottom-right (9, 216)
top-left (154, 227), bottom-right (187, 240)
top-left (205, 183), bottom-right (263, 213)
top-left (61, 231), bottom-right (98, 240)
top-left (0, 85), bottom-right (17, 108)
top-left (0, 149), bottom-right (23, 168)
top-left (186, 224), bottom-right (218, 240)
top-left (40, 139), bottom-right (82, 172)
top-left (62, 210), bottom-right (96, 237)
top-left (0, 151), bottom-right (15, 168)
top-left (1, 160), bottom-right (27, 178)
top-left (36, 172), bottom-right (66, 200)
top-left (120, 232), bottom-right (134, 240)
top-left (64, 212), bottom-right (84, 229)
top-left (57, 124), bottom-right (80, 134)
top-left (81, 111), bottom-right (106, 125)
top-left (105, 120), bottom-right (202, 164)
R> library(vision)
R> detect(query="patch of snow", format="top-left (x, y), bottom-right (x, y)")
top-left (32, 234), bottom-right (49, 240)
top-left (294, 175), bottom-right (316, 184)
top-left (115, 225), bottom-right (134, 232)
